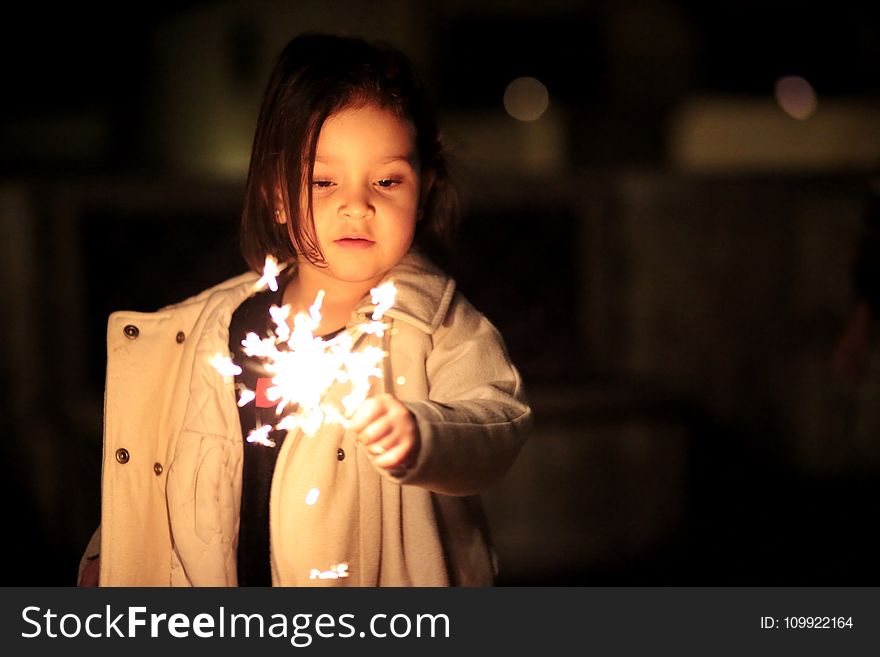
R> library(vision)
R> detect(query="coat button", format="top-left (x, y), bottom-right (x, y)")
top-left (123, 325), bottom-right (139, 339)
top-left (337, 448), bottom-right (345, 461)
top-left (153, 462), bottom-right (163, 475)
top-left (176, 331), bottom-right (186, 343)
top-left (115, 448), bottom-right (130, 464)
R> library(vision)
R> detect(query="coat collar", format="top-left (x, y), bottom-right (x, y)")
top-left (168, 250), bottom-right (456, 336)
top-left (354, 251), bottom-right (455, 335)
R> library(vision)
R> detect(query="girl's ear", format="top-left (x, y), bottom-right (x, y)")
top-left (274, 187), bottom-right (288, 224)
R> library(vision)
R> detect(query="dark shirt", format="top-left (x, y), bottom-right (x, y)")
top-left (228, 283), bottom-right (344, 586)
top-left (229, 284), bottom-right (288, 586)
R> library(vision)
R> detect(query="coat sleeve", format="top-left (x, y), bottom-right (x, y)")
top-left (396, 293), bottom-right (532, 495)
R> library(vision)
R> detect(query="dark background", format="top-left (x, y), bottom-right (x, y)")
top-left (1, 0), bottom-right (879, 585)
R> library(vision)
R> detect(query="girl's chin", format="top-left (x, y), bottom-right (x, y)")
top-left (323, 263), bottom-right (387, 286)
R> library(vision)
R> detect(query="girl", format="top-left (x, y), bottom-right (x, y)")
top-left (79, 32), bottom-right (530, 587)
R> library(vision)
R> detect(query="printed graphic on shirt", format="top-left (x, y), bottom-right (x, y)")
top-left (255, 377), bottom-right (275, 409)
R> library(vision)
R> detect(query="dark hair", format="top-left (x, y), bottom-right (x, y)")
top-left (240, 32), bottom-right (460, 272)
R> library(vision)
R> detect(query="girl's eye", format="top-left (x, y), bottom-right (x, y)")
top-left (312, 178), bottom-right (402, 190)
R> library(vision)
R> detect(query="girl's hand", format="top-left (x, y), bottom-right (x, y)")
top-left (350, 393), bottom-right (420, 472)
top-left (79, 556), bottom-right (100, 587)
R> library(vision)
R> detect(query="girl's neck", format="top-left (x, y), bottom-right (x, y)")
top-left (282, 264), bottom-right (384, 336)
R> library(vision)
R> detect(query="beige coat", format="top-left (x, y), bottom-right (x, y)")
top-left (82, 252), bottom-right (530, 586)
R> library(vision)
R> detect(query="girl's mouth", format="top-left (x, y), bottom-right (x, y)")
top-left (334, 237), bottom-right (375, 249)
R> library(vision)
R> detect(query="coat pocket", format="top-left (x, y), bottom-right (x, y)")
top-left (166, 430), bottom-right (237, 585)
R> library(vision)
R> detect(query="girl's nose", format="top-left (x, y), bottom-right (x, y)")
top-left (338, 187), bottom-right (374, 220)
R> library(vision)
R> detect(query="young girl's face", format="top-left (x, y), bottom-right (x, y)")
top-left (298, 102), bottom-right (421, 287)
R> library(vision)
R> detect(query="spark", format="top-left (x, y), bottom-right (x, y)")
top-left (305, 488), bottom-right (320, 505)
top-left (255, 255), bottom-right (285, 292)
top-left (396, 376), bottom-right (406, 386)
top-left (269, 304), bottom-right (291, 341)
top-left (237, 388), bottom-right (256, 407)
top-left (371, 281), bottom-right (397, 320)
top-left (210, 354), bottom-right (242, 377)
top-left (309, 290), bottom-right (325, 325)
top-left (246, 424), bottom-right (275, 448)
top-left (309, 562), bottom-right (349, 580)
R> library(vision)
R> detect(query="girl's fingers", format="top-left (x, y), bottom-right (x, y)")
top-left (365, 431), bottom-right (400, 456)
top-left (372, 440), bottom-right (414, 470)
top-left (349, 396), bottom-right (386, 433)
top-left (359, 416), bottom-right (394, 446)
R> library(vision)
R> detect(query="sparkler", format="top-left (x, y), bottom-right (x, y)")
top-left (212, 257), bottom-right (398, 582)
top-left (213, 255), bottom-right (397, 439)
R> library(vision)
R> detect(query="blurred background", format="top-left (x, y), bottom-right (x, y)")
top-left (2, 0), bottom-right (879, 585)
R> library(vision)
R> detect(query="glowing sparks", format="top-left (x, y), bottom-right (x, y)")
top-left (269, 304), bottom-right (291, 342)
top-left (305, 488), bottom-right (320, 505)
top-left (396, 376), bottom-right (406, 386)
top-left (210, 354), bottom-right (242, 377)
top-left (370, 282), bottom-right (397, 320)
top-left (309, 562), bottom-right (349, 580)
top-left (246, 424), bottom-right (276, 448)
top-left (237, 388), bottom-right (256, 407)
top-left (310, 290), bottom-right (326, 325)
top-left (215, 271), bottom-right (398, 445)
top-left (255, 255), bottom-right (285, 292)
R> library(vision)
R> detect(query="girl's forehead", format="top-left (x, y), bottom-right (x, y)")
top-left (315, 104), bottom-right (416, 160)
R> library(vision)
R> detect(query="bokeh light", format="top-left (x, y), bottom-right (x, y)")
top-left (774, 75), bottom-right (817, 120)
top-left (503, 77), bottom-right (550, 121)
